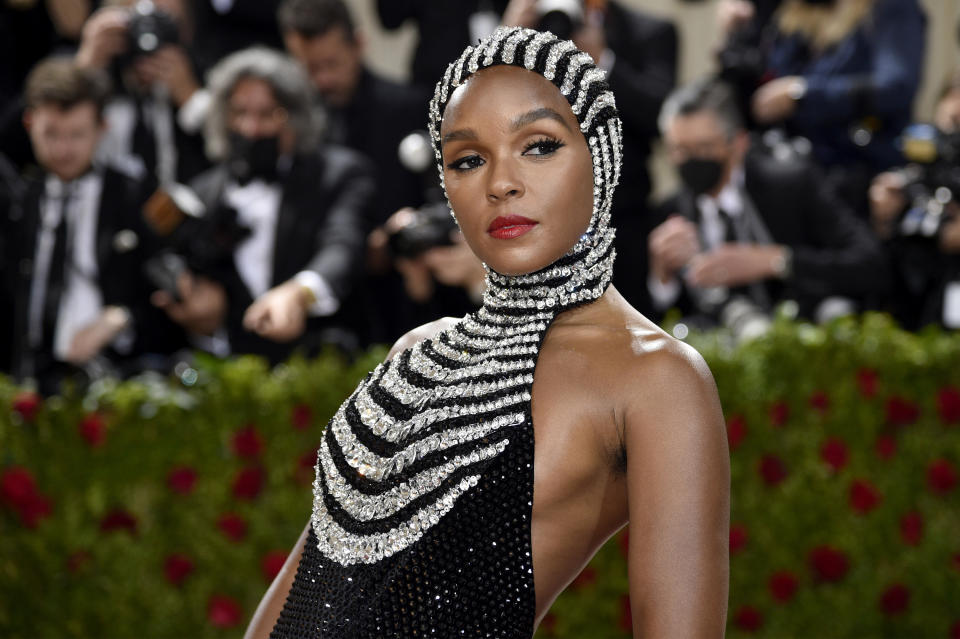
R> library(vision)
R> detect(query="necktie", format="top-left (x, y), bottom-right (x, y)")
top-left (27, 189), bottom-right (70, 349)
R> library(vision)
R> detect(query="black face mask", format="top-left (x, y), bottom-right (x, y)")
top-left (678, 157), bottom-right (726, 195)
top-left (227, 132), bottom-right (281, 184)
top-left (799, 0), bottom-right (835, 5)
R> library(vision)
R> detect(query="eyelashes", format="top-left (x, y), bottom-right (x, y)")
top-left (445, 137), bottom-right (566, 173)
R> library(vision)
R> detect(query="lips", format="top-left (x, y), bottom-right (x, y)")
top-left (487, 215), bottom-right (538, 239)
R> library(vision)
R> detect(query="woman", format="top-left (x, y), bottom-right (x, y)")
top-left (246, 26), bottom-right (729, 638)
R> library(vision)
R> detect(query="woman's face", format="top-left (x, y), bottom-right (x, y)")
top-left (440, 65), bottom-right (595, 276)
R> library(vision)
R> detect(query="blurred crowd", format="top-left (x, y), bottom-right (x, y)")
top-left (0, 0), bottom-right (956, 395)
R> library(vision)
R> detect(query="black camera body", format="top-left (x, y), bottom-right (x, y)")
top-left (898, 125), bottom-right (960, 239)
top-left (387, 202), bottom-right (458, 259)
top-left (127, 1), bottom-right (179, 56)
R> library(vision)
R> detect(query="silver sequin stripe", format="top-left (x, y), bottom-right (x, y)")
top-left (331, 398), bottom-right (530, 481)
top-left (409, 342), bottom-right (536, 382)
top-left (317, 435), bottom-right (510, 522)
top-left (311, 471), bottom-right (483, 566)
top-left (379, 362), bottom-right (535, 410)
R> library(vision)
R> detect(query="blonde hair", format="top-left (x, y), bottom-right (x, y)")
top-left (777, 0), bottom-right (876, 52)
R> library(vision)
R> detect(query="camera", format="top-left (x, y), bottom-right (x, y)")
top-left (536, 0), bottom-right (584, 41)
top-left (387, 202), bottom-right (458, 259)
top-left (142, 184), bottom-right (250, 300)
top-left (896, 123), bottom-right (960, 239)
top-left (127, 0), bottom-right (179, 56)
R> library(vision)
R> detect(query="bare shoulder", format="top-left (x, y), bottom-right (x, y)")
top-left (386, 316), bottom-right (461, 360)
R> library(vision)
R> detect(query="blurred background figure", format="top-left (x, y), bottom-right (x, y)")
top-left (6, 58), bottom-right (186, 394)
top-left (648, 78), bottom-right (888, 338)
top-left (152, 47), bottom-right (373, 363)
top-left (74, 0), bottom-right (210, 184)
top-left (716, 0), bottom-right (927, 216)
top-left (868, 69), bottom-right (960, 330)
top-left (500, 0), bottom-right (678, 315)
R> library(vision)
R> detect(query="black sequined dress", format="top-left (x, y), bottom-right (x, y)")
top-left (270, 25), bottom-right (622, 639)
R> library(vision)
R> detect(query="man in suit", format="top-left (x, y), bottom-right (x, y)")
top-left (73, 0), bottom-right (209, 185)
top-left (647, 78), bottom-right (889, 328)
top-left (9, 58), bottom-right (186, 393)
top-left (154, 47), bottom-right (373, 363)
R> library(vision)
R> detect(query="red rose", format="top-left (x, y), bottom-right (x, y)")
top-left (99, 508), bottom-right (138, 535)
top-left (730, 524), bottom-right (749, 555)
top-left (207, 594), bottom-right (242, 628)
top-left (875, 435), bottom-right (897, 460)
top-left (618, 528), bottom-right (629, 559)
top-left (849, 479), bottom-right (882, 515)
top-left (294, 448), bottom-right (319, 486)
top-left (570, 566), bottom-right (597, 590)
top-left (856, 368), bottom-right (878, 398)
top-left (217, 512), bottom-right (247, 542)
top-left (951, 620), bottom-right (960, 639)
top-left (261, 550), bottom-right (288, 583)
top-left (879, 583), bottom-right (909, 616)
top-left (820, 437), bottom-right (849, 472)
top-left (12, 391), bottom-right (41, 422)
top-left (768, 571), bottom-right (799, 603)
top-left (231, 425), bottom-right (263, 458)
top-left (938, 387), bottom-right (960, 425)
top-left (17, 492), bottom-right (52, 528)
top-left (809, 391), bottom-right (830, 414)
top-left (953, 553), bottom-right (960, 572)
top-left (809, 545), bottom-right (849, 583)
top-left (734, 605), bottom-right (763, 632)
top-left (759, 454), bottom-right (788, 486)
top-left (78, 413), bottom-right (106, 448)
top-left (769, 401), bottom-right (790, 427)
top-left (232, 466), bottom-right (265, 500)
top-left (726, 415), bottom-right (747, 451)
top-left (899, 511), bottom-right (923, 546)
top-left (928, 459), bottom-right (958, 495)
top-left (885, 396), bottom-right (920, 426)
top-left (66, 550), bottom-right (91, 574)
top-left (164, 553), bottom-right (195, 587)
top-left (618, 594), bottom-right (632, 633)
top-left (167, 466), bottom-right (198, 495)
top-left (291, 403), bottom-right (313, 431)
top-left (540, 612), bottom-right (557, 636)
top-left (1, 466), bottom-right (38, 507)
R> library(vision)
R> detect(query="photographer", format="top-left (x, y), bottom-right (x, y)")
top-left (8, 58), bottom-right (186, 394)
top-left (648, 79), bottom-right (889, 334)
top-left (154, 47), bottom-right (373, 363)
top-left (868, 72), bottom-right (960, 330)
top-left (74, 0), bottom-right (209, 184)
top-left (717, 0), bottom-right (926, 216)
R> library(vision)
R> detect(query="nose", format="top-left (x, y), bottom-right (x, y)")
top-left (486, 156), bottom-right (524, 203)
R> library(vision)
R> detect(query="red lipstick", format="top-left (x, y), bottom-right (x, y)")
top-left (487, 215), bottom-right (538, 239)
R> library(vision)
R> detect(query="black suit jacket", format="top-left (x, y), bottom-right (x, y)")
top-left (328, 69), bottom-right (430, 226)
top-left (650, 147), bottom-right (890, 321)
top-left (8, 166), bottom-right (187, 387)
top-left (190, 146), bottom-right (374, 361)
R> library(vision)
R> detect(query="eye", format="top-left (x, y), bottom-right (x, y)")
top-left (446, 154), bottom-right (485, 172)
top-left (522, 137), bottom-right (565, 157)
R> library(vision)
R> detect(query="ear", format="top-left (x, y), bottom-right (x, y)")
top-left (353, 28), bottom-right (366, 55)
top-left (22, 108), bottom-right (33, 133)
top-left (732, 129), bottom-right (750, 159)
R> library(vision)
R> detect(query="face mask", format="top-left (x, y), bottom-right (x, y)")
top-left (678, 157), bottom-right (726, 195)
top-left (227, 132), bottom-right (280, 184)
top-left (799, 0), bottom-right (835, 5)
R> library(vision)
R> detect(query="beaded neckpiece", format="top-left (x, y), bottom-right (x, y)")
top-left (309, 26), bottom-right (622, 568)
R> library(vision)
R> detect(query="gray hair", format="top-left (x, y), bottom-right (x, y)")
top-left (203, 46), bottom-right (320, 160)
top-left (658, 77), bottom-right (745, 139)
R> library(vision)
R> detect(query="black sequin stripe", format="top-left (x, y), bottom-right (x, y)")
top-left (320, 456), bottom-right (496, 536)
top-left (343, 402), bottom-right (403, 458)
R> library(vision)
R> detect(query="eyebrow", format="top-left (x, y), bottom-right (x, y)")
top-left (441, 107), bottom-right (573, 147)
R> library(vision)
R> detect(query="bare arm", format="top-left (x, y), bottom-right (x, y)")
top-left (243, 522), bottom-right (310, 639)
top-left (624, 342), bottom-right (729, 636)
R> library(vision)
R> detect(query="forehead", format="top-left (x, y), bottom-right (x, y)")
top-left (31, 103), bottom-right (99, 128)
top-left (440, 65), bottom-right (574, 132)
top-left (230, 77), bottom-right (278, 104)
top-left (666, 109), bottom-right (726, 140)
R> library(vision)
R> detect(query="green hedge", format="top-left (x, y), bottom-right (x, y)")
top-left (2, 315), bottom-right (960, 638)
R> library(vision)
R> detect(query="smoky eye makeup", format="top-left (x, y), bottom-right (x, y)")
top-left (522, 137), bottom-right (565, 156)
